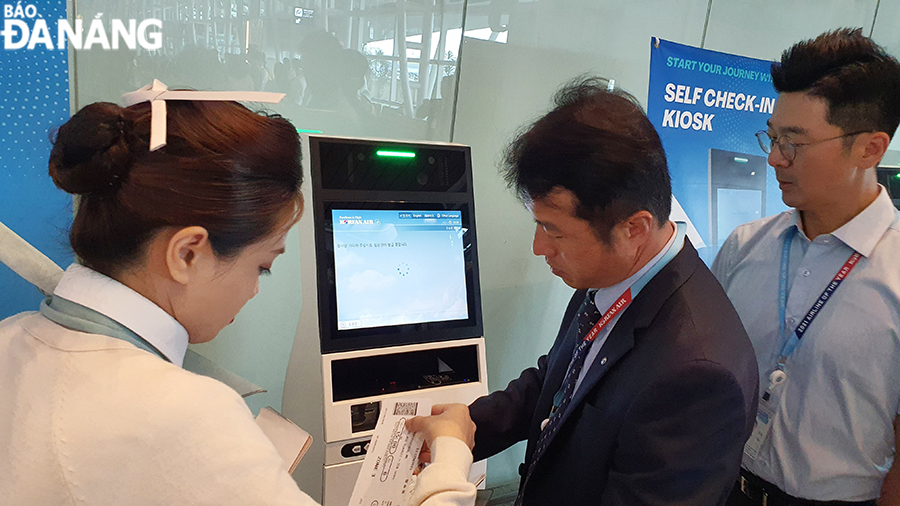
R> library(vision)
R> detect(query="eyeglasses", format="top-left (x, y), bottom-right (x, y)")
top-left (755, 130), bottom-right (869, 162)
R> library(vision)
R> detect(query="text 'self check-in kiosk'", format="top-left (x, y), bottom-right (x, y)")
top-left (287, 136), bottom-right (489, 506)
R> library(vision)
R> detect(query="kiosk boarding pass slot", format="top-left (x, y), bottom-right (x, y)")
top-left (351, 401), bottom-right (380, 433)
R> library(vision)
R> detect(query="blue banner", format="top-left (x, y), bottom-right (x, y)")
top-left (0, 0), bottom-right (73, 319)
top-left (647, 38), bottom-right (787, 264)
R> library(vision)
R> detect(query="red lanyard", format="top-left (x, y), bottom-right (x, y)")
top-left (584, 290), bottom-right (632, 343)
top-left (581, 222), bottom-right (687, 343)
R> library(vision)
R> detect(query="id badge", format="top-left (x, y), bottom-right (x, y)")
top-left (744, 369), bottom-right (787, 460)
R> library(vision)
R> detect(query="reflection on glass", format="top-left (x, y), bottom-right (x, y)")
top-left (71, 0), bottom-right (513, 142)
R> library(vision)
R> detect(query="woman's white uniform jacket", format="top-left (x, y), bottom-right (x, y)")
top-left (0, 263), bottom-right (476, 506)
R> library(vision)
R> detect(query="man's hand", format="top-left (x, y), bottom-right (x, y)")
top-left (406, 403), bottom-right (475, 449)
top-left (405, 403), bottom-right (476, 467)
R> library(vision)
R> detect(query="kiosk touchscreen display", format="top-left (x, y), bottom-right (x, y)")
top-left (331, 209), bottom-right (469, 331)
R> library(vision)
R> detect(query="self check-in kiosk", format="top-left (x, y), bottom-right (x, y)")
top-left (708, 148), bottom-right (767, 249)
top-left (876, 166), bottom-right (900, 209)
top-left (284, 136), bottom-right (488, 506)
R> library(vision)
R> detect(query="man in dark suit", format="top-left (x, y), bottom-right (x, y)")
top-left (468, 77), bottom-right (759, 505)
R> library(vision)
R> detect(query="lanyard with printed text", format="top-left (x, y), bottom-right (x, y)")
top-left (584, 222), bottom-right (686, 345)
top-left (775, 227), bottom-right (861, 370)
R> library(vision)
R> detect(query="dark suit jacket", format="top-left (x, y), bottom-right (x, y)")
top-left (469, 240), bottom-right (758, 506)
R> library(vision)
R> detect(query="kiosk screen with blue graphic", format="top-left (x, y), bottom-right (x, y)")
top-left (332, 209), bottom-right (469, 331)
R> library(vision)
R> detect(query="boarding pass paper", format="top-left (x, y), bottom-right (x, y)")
top-left (348, 399), bottom-right (433, 506)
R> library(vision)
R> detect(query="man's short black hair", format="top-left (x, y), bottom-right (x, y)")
top-left (502, 76), bottom-right (671, 242)
top-left (772, 28), bottom-right (900, 139)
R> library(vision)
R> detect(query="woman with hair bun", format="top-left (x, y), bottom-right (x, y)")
top-left (0, 91), bottom-right (476, 506)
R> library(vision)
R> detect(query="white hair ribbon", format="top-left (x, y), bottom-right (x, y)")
top-left (121, 79), bottom-right (286, 151)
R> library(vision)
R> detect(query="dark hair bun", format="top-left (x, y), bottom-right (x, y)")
top-left (49, 102), bottom-right (136, 196)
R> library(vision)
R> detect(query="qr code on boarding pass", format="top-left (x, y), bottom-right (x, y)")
top-left (393, 402), bottom-right (418, 416)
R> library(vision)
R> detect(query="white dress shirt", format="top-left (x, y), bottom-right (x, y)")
top-left (54, 262), bottom-right (189, 365)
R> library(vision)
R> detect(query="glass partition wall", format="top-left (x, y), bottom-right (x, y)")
top-left (70, 0), bottom-right (512, 141)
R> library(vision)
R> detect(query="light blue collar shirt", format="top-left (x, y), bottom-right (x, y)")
top-left (712, 186), bottom-right (900, 501)
top-left (574, 221), bottom-right (680, 393)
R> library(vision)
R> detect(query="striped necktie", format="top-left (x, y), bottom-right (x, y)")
top-left (514, 290), bottom-right (602, 506)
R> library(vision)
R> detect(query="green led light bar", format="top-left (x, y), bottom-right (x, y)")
top-left (376, 150), bottom-right (416, 158)
top-left (296, 128), bottom-right (323, 134)
top-left (733, 157), bottom-right (749, 163)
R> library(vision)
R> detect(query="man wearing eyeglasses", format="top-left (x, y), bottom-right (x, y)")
top-left (713, 28), bottom-right (900, 506)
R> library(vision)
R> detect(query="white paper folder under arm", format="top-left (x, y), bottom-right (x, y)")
top-left (255, 407), bottom-right (313, 474)
top-left (0, 221), bottom-right (65, 296)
